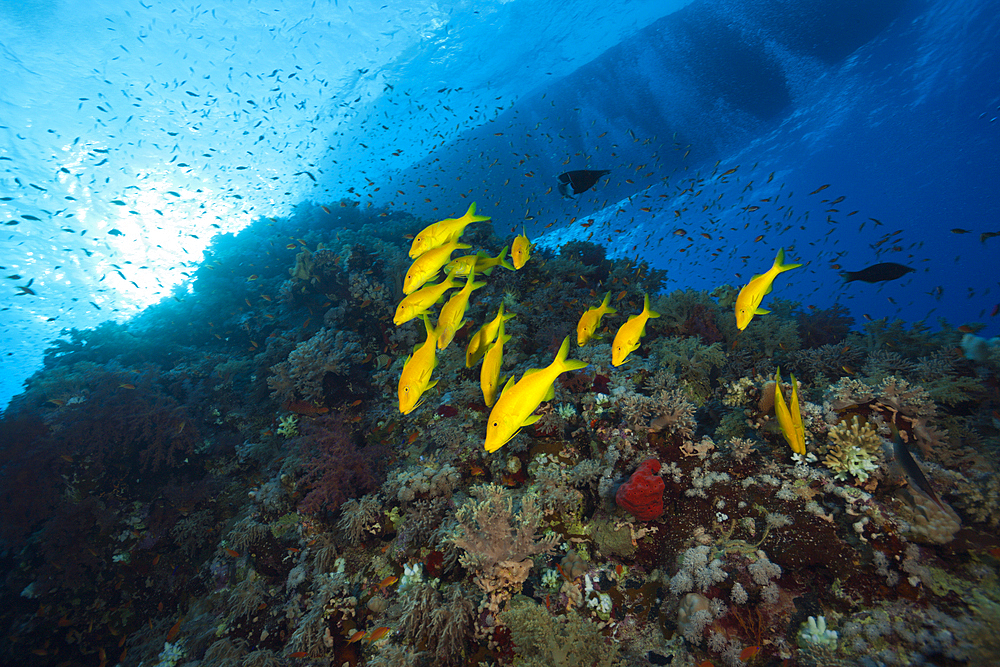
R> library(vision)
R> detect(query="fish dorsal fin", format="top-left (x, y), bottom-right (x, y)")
top-left (498, 375), bottom-right (517, 399)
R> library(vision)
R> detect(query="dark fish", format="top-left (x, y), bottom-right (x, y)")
top-left (840, 262), bottom-right (915, 283)
top-left (891, 426), bottom-right (947, 512)
top-left (108, 229), bottom-right (124, 236)
top-left (557, 169), bottom-right (610, 198)
top-left (981, 231), bottom-right (999, 244)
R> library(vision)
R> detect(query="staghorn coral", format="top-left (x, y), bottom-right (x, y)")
top-left (823, 415), bottom-right (884, 483)
top-left (267, 327), bottom-right (365, 404)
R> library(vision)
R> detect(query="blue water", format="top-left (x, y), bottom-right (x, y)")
top-left (2, 0), bottom-right (997, 409)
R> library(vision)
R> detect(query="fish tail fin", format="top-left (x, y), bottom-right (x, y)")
top-left (497, 245), bottom-right (515, 271)
top-left (773, 248), bottom-right (803, 273)
top-left (464, 202), bottom-right (492, 223)
top-left (840, 271), bottom-right (855, 282)
top-left (643, 293), bottom-right (661, 319)
top-left (554, 336), bottom-right (589, 373)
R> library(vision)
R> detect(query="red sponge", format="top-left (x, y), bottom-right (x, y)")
top-left (616, 458), bottom-right (664, 520)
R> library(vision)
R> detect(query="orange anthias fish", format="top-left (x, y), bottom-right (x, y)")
top-left (365, 626), bottom-right (391, 643)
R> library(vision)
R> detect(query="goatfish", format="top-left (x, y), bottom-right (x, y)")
top-left (773, 367), bottom-right (806, 455)
top-left (402, 239), bottom-right (471, 295)
top-left (576, 291), bottom-right (617, 346)
top-left (511, 227), bottom-right (533, 269)
top-left (480, 317), bottom-right (511, 407)
top-left (445, 246), bottom-right (516, 277)
top-left (466, 303), bottom-right (515, 367)
top-left (436, 269), bottom-right (486, 349)
top-left (891, 425), bottom-right (947, 512)
top-left (734, 248), bottom-right (802, 330)
top-left (484, 336), bottom-right (588, 452)
top-left (409, 202), bottom-right (490, 258)
top-left (398, 315), bottom-right (441, 415)
top-left (611, 293), bottom-right (659, 366)
top-left (393, 273), bottom-right (458, 326)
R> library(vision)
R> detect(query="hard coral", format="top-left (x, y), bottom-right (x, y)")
top-left (616, 459), bottom-right (665, 520)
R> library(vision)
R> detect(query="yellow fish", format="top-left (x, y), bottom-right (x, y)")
top-left (466, 303), bottom-right (515, 368)
top-left (394, 274), bottom-right (458, 326)
top-left (576, 291), bottom-right (617, 346)
top-left (403, 240), bottom-right (470, 295)
top-left (444, 246), bottom-right (515, 277)
top-left (409, 202), bottom-right (490, 258)
top-left (773, 367), bottom-right (806, 455)
top-left (398, 316), bottom-right (441, 415)
top-left (484, 336), bottom-right (588, 452)
top-left (480, 317), bottom-right (511, 407)
top-left (734, 248), bottom-right (802, 330)
top-left (611, 293), bottom-right (660, 366)
top-left (436, 269), bottom-right (486, 350)
top-left (511, 227), bottom-right (533, 269)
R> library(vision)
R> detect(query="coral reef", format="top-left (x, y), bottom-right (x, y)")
top-left (1, 198), bottom-right (998, 667)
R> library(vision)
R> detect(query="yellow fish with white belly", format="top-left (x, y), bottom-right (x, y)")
top-left (393, 273), bottom-right (458, 326)
top-left (403, 239), bottom-right (471, 295)
top-left (484, 336), bottom-right (588, 452)
top-left (408, 202), bottom-right (491, 258)
top-left (435, 269), bottom-right (486, 350)
top-left (734, 248), bottom-right (802, 330)
top-left (398, 316), bottom-right (441, 415)
top-left (611, 294), bottom-right (659, 366)
top-left (576, 291), bottom-right (617, 346)
top-left (480, 318), bottom-right (511, 407)
top-left (466, 303), bottom-right (515, 368)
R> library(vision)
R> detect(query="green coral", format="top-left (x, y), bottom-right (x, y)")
top-left (277, 413), bottom-right (299, 437)
top-left (588, 517), bottom-right (636, 558)
top-left (823, 415), bottom-right (883, 483)
top-left (499, 596), bottom-right (618, 667)
top-left (649, 336), bottom-right (725, 405)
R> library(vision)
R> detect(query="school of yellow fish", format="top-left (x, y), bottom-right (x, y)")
top-left (396, 203), bottom-right (804, 454)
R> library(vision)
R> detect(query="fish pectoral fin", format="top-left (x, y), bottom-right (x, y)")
top-left (522, 415), bottom-right (541, 427)
top-left (543, 384), bottom-right (555, 402)
top-left (754, 307), bottom-right (770, 315)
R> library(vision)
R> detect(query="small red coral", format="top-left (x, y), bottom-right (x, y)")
top-left (616, 459), bottom-right (665, 520)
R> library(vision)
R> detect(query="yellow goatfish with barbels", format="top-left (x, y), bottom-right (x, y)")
top-left (398, 315), bottom-right (441, 415)
top-left (480, 317), bottom-right (511, 407)
top-left (394, 272), bottom-right (459, 326)
top-left (511, 227), bottom-right (534, 269)
top-left (773, 367), bottom-right (806, 455)
top-left (466, 303), bottom-right (515, 368)
top-left (402, 239), bottom-right (471, 295)
top-left (734, 248), bottom-right (802, 330)
top-left (408, 202), bottom-right (491, 258)
top-left (484, 336), bottom-right (588, 452)
top-left (576, 291), bottom-right (617, 346)
top-left (435, 269), bottom-right (486, 350)
top-left (611, 293), bottom-right (660, 366)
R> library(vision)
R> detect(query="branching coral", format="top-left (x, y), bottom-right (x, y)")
top-left (499, 596), bottom-right (618, 667)
top-left (448, 483), bottom-right (558, 595)
top-left (823, 416), bottom-right (884, 483)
